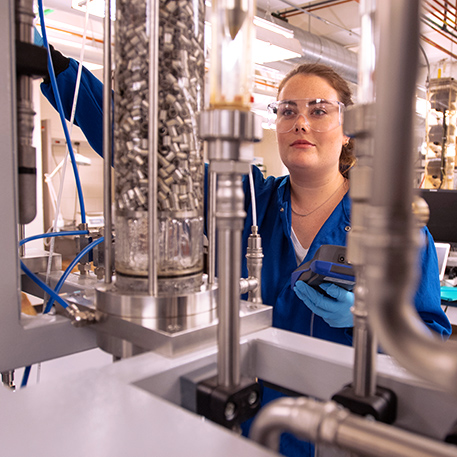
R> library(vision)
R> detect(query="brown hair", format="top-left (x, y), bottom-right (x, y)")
top-left (278, 63), bottom-right (355, 178)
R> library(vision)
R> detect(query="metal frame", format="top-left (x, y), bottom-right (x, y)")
top-left (0, 0), bottom-right (96, 373)
top-left (1, 329), bottom-right (457, 456)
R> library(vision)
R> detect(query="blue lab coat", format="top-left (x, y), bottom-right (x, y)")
top-left (240, 165), bottom-right (451, 343)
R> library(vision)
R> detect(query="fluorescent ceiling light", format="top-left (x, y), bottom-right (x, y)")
top-left (71, 0), bottom-right (115, 19)
top-left (254, 39), bottom-right (300, 64)
top-left (253, 16), bottom-right (294, 39)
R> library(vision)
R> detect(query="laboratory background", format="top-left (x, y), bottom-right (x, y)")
top-left (2, 0), bottom-right (457, 456)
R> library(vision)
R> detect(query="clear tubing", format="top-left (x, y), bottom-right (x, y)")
top-left (114, 0), bottom-right (205, 280)
top-left (209, 0), bottom-right (255, 110)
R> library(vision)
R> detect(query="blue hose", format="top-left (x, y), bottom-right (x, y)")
top-left (44, 236), bottom-right (105, 313)
top-left (19, 230), bottom-right (89, 247)
top-left (21, 366), bottom-right (31, 389)
top-left (20, 260), bottom-right (70, 310)
top-left (37, 0), bottom-right (86, 224)
top-left (20, 236), bottom-right (104, 387)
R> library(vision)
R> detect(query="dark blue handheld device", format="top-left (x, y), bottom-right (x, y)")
top-left (291, 245), bottom-right (355, 292)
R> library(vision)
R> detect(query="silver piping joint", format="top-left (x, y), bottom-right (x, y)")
top-left (250, 397), bottom-right (457, 457)
top-left (245, 225), bottom-right (263, 304)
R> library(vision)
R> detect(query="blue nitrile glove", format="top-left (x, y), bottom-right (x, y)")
top-left (294, 281), bottom-right (354, 328)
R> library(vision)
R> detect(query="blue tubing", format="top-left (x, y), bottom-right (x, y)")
top-left (37, 0), bottom-right (86, 224)
top-left (21, 366), bottom-right (31, 389)
top-left (44, 236), bottom-right (105, 313)
top-left (19, 230), bottom-right (89, 247)
top-left (20, 260), bottom-right (69, 310)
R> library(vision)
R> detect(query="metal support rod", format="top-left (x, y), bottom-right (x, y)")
top-left (358, 0), bottom-right (377, 105)
top-left (216, 172), bottom-right (245, 387)
top-left (346, 0), bottom-right (378, 398)
top-left (16, 0), bottom-right (36, 225)
top-left (208, 167), bottom-right (217, 284)
top-left (352, 275), bottom-right (377, 397)
top-left (18, 224), bottom-right (25, 257)
top-left (250, 397), bottom-right (457, 457)
top-left (103, 0), bottom-right (113, 284)
top-left (367, 0), bottom-right (457, 395)
top-left (147, 0), bottom-right (159, 296)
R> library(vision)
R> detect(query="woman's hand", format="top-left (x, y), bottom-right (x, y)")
top-left (294, 281), bottom-right (354, 328)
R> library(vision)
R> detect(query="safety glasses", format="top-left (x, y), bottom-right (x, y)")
top-left (267, 98), bottom-right (345, 133)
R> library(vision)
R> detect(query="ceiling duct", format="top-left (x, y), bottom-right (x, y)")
top-left (261, 14), bottom-right (358, 84)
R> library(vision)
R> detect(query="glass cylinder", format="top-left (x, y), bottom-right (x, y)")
top-left (424, 78), bottom-right (457, 190)
top-left (114, 0), bottom-right (205, 278)
top-left (209, 0), bottom-right (255, 110)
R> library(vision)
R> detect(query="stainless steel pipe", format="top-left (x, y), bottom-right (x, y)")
top-left (16, 0), bottom-right (36, 224)
top-left (250, 397), bottom-right (457, 457)
top-left (347, 0), bottom-right (378, 398)
top-left (216, 172), bottom-right (245, 387)
top-left (147, 0), bottom-right (159, 295)
top-left (103, 0), bottom-right (113, 284)
top-left (367, 0), bottom-right (457, 395)
top-left (246, 225), bottom-right (263, 304)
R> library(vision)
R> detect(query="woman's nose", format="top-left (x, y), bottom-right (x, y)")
top-left (294, 113), bottom-right (310, 132)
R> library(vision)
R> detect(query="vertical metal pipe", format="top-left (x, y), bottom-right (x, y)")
top-left (358, 0), bottom-right (377, 104)
top-left (208, 168), bottom-right (217, 284)
top-left (246, 226), bottom-right (263, 304)
top-left (352, 276), bottom-right (377, 397)
top-left (18, 224), bottom-right (25, 257)
top-left (216, 172), bottom-right (244, 387)
top-left (103, 0), bottom-right (113, 284)
top-left (366, 0), bottom-right (457, 396)
top-left (350, 0), bottom-right (378, 398)
top-left (147, 0), bottom-right (159, 296)
top-left (16, 0), bottom-right (36, 225)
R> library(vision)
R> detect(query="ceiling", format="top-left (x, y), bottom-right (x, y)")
top-left (255, 0), bottom-right (457, 72)
top-left (37, 0), bottom-right (457, 98)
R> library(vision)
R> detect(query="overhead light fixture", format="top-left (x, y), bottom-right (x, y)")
top-left (71, 0), bottom-right (115, 19)
top-left (253, 16), bottom-right (294, 39)
top-left (254, 39), bottom-right (300, 64)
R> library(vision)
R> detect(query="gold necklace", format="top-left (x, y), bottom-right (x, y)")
top-left (291, 179), bottom-right (347, 217)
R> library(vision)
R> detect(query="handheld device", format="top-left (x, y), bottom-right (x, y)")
top-left (291, 245), bottom-right (355, 292)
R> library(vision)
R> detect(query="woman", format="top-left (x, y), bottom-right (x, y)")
top-left (239, 63), bottom-right (449, 343)
top-left (237, 63), bottom-right (450, 457)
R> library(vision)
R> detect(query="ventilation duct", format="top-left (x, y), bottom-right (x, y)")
top-left (261, 15), bottom-right (358, 84)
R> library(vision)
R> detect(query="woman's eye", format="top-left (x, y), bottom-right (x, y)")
top-left (278, 107), bottom-right (297, 117)
top-left (310, 106), bottom-right (327, 116)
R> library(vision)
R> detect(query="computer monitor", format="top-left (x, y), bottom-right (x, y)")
top-left (435, 242), bottom-right (451, 281)
top-left (417, 189), bottom-right (457, 244)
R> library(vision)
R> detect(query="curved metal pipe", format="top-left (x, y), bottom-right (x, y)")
top-left (250, 397), bottom-right (457, 457)
top-left (368, 0), bottom-right (457, 395)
